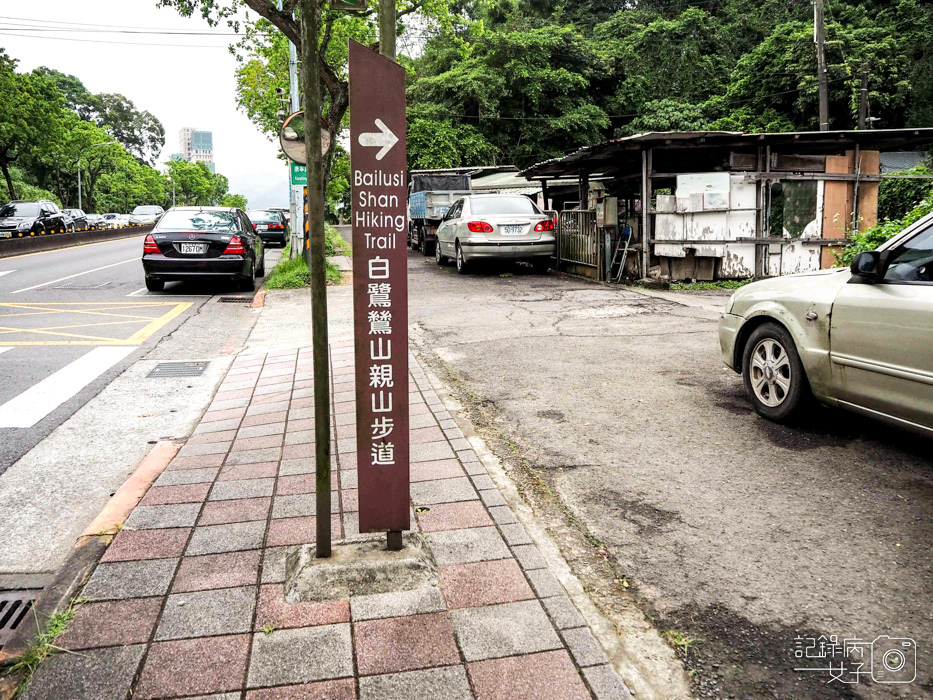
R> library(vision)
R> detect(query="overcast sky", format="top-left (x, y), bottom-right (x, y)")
top-left (1, 0), bottom-right (287, 208)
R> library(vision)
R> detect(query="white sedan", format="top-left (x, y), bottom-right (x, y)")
top-left (434, 194), bottom-right (556, 274)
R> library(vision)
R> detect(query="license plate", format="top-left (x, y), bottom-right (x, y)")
top-left (503, 225), bottom-right (524, 235)
top-left (180, 243), bottom-right (205, 254)
top-left (258, 225), bottom-right (268, 230)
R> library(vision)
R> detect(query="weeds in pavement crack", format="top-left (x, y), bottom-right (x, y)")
top-left (5, 597), bottom-right (81, 695)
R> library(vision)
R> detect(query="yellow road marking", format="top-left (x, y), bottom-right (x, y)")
top-left (125, 302), bottom-right (193, 344)
top-left (0, 326), bottom-right (121, 342)
top-left (0, 319), bottom-right (143, 336)
top-left (0, 301), bottom-right (194, 345)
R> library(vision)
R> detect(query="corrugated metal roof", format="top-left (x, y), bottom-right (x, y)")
top-left (522, 128), bottom-right (933, 179)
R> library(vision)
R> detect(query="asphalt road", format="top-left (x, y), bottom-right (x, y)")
top-left (0, 234), bottom-right (277, 474)
top-left (0, 234), bottom-right (283, 584)
top-left (408, 251), bottom-right (933, 699)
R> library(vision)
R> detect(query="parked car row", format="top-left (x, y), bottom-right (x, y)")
top-left (0, 201), bottom-right (165, 239)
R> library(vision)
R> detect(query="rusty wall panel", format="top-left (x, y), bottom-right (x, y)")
top-left (821, 152), bottom-right (854, 269)
top-left (858, 150), bottom-right (880, 233)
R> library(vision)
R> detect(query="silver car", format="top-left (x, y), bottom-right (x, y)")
top-left (129, 205), bottom-right (165, 226)
top-left (434, 194), bottom-right (556, 274)
top-left (719, 212), bottom-right (933, 434)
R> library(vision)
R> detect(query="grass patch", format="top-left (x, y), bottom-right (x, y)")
top-left (7, 598), bottom-right (81, 691)
top-left (669, 279), bottom-right (752, 291)
top-left (265, 244), bottom-right (342, 289)
top-left (664, 630), bottom-right (702, 655)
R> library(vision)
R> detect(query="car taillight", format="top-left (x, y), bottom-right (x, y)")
top-left (534, 220), bottom-right (554, 232)
top-left (269, 224), bottom-right (284, 230)
top-left (143, 234), bottom-right (160, 254)
top-left (223, 236), bottom-right (246, 254)
top-left (467, 221), bottom-right (494, 233)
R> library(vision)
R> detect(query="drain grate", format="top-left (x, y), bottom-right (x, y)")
top-left (0, 590), bottom-right (40, 651)
top-left (147, 361), bottom-right (209, 378)
top-left (218, 296), bottom-right (253, 304)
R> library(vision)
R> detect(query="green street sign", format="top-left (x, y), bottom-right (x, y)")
top-left (330, 0), bottom-right (367, 10)
top-left (290, 162), bottom-right (307, 186)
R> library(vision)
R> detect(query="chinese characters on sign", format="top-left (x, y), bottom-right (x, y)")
top-left (793, 634), bottom-right (917, 685)
top-left (349, 40), bottom-right (410, 533)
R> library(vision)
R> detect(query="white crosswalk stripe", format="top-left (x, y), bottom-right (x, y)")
top-left (0, 346), bottom-right (135, 428)
top-left (0, 347), bottom-right (12, 356)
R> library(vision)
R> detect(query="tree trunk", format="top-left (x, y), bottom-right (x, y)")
top-left (0, 158), bottom-right (15, 200)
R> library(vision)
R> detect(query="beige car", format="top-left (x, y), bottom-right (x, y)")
top-left (719, 212), bottom-right (933, 435)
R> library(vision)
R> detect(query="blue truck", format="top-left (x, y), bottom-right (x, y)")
top-left (407, 172), bottom-right (472, 256)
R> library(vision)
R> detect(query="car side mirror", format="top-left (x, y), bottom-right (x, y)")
top-left (850, 251), bottom-right (883, 283)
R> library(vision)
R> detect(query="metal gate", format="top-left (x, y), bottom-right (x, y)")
top-left (557, 210), bottom-right (599, 268)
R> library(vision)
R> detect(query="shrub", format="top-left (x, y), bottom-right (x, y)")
top-left (265, 245), bottom-right (343, 289)
top-left (836, 192), bottom-right (933, 266)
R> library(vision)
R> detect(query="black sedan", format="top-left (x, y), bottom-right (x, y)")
top-left (0, 200), bottom-right (69, 238)
top-left (63, 209), bottom-right (89, 230)
top-left (142, 206), bottom-right (265, 292)
top-left (247, 209), bottom-right (289, 246)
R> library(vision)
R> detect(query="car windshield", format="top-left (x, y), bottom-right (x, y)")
top-left (469, 197), bottom-right (541, 215)
top-left (0, 203), bottom-right (40, 217)
top-left (248, 210), bottom-right (279, 221)
top-left (133, 206), bottom-right (162, 215)
top-left (157, 210), bottom-right (238, 232)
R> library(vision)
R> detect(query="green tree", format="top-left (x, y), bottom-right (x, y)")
top-left (0, 51), bottom-right (62, 199)
top-left (158, 0), bottom-right (458, 189)
top-left (220, 193), bottom-right (248, 209)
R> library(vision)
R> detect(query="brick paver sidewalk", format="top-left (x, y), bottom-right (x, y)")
top-left (21, 344), bottom-right (630, 699)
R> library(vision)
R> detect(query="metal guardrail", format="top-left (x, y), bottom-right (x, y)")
top-left (0, 225), bottom-right (153, 259)
top-left (557, 210), bottom-right (599, 268)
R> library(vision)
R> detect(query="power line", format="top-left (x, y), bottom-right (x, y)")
top-left (0, 30), bottom-right (232, 48)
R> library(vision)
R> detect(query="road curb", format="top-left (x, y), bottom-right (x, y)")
top-left (0, 440), bottom-right (179, 673)
top-left (251, 289), bottom-right (266, 308)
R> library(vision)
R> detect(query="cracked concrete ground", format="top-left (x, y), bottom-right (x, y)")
top-left (408, 252), bottom-right (933, 699)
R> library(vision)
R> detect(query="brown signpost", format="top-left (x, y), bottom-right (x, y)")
top-left (349, 40), bottom-right (409, 543)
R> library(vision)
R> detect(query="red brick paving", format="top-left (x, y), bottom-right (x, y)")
top-left (217, 462), bottom-right (279, 481)
top-left (198, 497), bottom-right (271, 525)
top-left (354, 612), bottom-right (461, 676)
top-left (58, 598), bottom-right (162, 650)
top-left (100, 528), bottom-right (189, 562)
top-left (468, 650), bottom-right (591, 700)
top-left (416, 501), bottom-right (493, 532)
top-left (245, 679), bottom-right (356, 700)
top-left (439, 559), bottom-right (534, 609)
top-left (172, 550), bottom-right (262, 592)
top-left (135, 634), bottom-right (251, 699)
top-left (140, 483), bottom-right (211, 505)
top-left (254, 584), bottom-right (350, 630)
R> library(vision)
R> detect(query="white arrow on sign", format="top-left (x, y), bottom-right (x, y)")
top-left (357, 119), bottom-right (398, 161)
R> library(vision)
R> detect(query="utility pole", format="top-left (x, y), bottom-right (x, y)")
top-left (858, 62), bottom-right (870, 130)
top-left (299, 0), bottom-right (331, 558)
top-left (814, 0), bottom-right (830, 131)
top-left (379, 0), bottom-right (395, 59)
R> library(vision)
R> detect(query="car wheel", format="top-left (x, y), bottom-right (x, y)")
top-left (422, 235), bottom-right (433, 257)
top-left (742, 322), bottom-right (810, 422)
top-left (145, 276), bottom-right (164, 292)
top-left (256, 253), bottom-right (265, 277)
top-left (435, 241), bottom-right (447, 265)
top-left (456, 242), bottom-right (469, 275)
